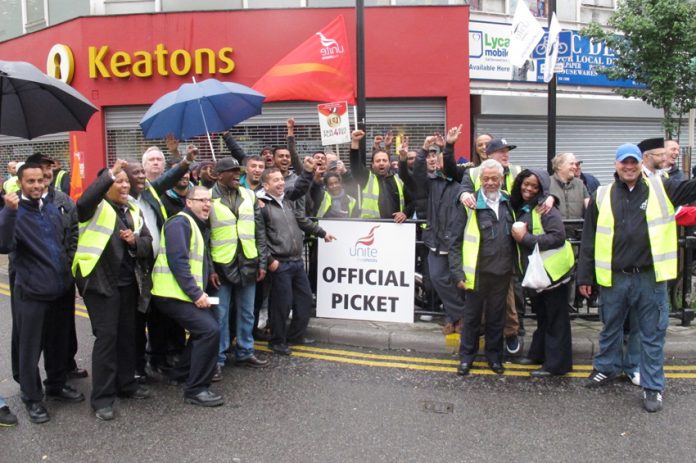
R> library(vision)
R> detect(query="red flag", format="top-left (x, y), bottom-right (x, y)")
top-left (69, 135), bottom-right (84, 201)
top-left (253, 15), bottom-right (355, 104)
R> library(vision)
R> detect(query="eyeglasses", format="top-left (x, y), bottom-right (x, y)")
top-left (189, 198), bottom-right (211, 203)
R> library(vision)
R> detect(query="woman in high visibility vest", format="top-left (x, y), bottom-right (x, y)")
top-left (73, 159), bottom-right (154, 421)
top-left (510, 169), bottom-right (575, 378)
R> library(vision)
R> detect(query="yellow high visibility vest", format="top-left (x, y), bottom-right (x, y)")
top-left (54, 170), bottom-right (66, 193)
top-left (360, 171), bottom-right (404, 219)
top-left (461, 207), bottom-right (481, 290)
top-left (469, 164), bottom-right (521, 193)
top-left (317, 190), bottom-right (357, 217)
top-left (151, 212), bottom-right (204, 302)
top-left (145, 181), bottom-right (168, 221)
top-left (518, 208), bottom-right (575, 284)
top-left (594, 177), bottom-right (677, 286)
top-left (209, 188), bottom-right (258, 264)
top-left (3, 176), bottom-right (19, 194)
top-left (72, 200), bottom-right (143, 278)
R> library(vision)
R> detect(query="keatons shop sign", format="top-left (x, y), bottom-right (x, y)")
top-left (46, 43), bottom-right (236, 83)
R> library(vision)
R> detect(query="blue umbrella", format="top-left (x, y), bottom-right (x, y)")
top-left (139, 78), bottom-right (265, 150)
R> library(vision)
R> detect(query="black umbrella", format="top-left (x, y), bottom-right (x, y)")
top-left (0, 60), bottom-right (98, 139)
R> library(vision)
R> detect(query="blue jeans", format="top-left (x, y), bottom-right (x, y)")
top-left (0, 395), bottom-right (6, 408)
top-left (211, 280), bottom-right (257, 365)
top-left (594, 270), bottom-right (670, 391)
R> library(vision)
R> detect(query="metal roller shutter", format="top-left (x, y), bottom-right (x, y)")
top-left (475, 116), bottom-right (673, 185)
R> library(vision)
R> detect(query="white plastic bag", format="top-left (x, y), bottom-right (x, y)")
top-left (521, 243), bottom-right (551, 290)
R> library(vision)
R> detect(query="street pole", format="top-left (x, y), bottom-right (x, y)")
top-left (547, 0), bottom-right (556, 174)
top-left (356, 0), bottom-right (367, 167)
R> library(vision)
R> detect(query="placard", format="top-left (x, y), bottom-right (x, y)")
top-left (317, 220), bottom-right (415, 323)
top-left (317, 101), bottom-right (351, 146)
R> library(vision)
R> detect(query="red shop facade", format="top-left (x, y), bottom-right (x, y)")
top-left (0, 6), bottom-right (470, 180)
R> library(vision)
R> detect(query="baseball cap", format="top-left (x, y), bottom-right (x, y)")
top-left (25, 153), bottom-right (54, 165)
top-left (215, 157), bottom-right (240, 173)
top-left (428, 145), bottom-right (441, 154)
top-left (615, 143), bottom-right (642, 162)
top-left (485, 138), bottom-right (517, 155)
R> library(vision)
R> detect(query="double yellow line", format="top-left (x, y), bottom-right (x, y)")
top-left (255, 343), bottom-right (696, 378)
top-left (1, 281), bottom-right (695, 379)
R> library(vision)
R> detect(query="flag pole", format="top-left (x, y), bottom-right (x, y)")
top-left (356, 0), bottom-right (367, 167)
top-left (547, 0), bottom-right (557, 175)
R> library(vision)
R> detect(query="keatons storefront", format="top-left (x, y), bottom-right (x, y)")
top-left (0, 6), bottom-right (470, 179)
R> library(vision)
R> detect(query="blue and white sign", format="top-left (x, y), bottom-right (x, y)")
top-left (469, 20), bottom-right (641, 88)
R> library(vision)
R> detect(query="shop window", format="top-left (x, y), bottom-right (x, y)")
top-left (162, 0), bottom-right (243, 10)
top-left (246, 0), bottom-right (302, 8)
top-left (23, 0), bottom-right (47, 32)
top-left (395, 0), bottom-right (465, 5)
top-left (470, 0), bottom-right (505, 14)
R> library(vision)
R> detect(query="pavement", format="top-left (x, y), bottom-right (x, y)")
top-left (306, 314), bottom-right (696, 361)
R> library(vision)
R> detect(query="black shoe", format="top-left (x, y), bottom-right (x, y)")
top-left (288, 337), bottom-right (316, 346)
top-left (513, 357), bottom-right (541, 366)
top-left (235, 355), bottom-right (269, 368)
top-left (46, 385), bottom-right (85, 403)
top-left (270, 343), bottom-right (292, 356)
top-left (585, 369), bottom-right (617, 388)
top-left (488, 361), bottom-right (504, 375)
top-left (212, 365), bottom-right (223, 382)
top-left (67, 368), bottom-right (88, 379)
top-left (25, 402), bottom-right (50, 424)
top-left (530, 369), bottom-right (555, 378)
top-left (253, 329), bottom-right (271, 341)
top-left (118, 386), bottom-right (151, 400)
top-left (95, 406), bottom-right (114, 421)
top-left (457, 362), bottom-right (471, 376)
top-left (184, 390), bottom-right (224, 407)
top-left (134, 372), bottom-right (147, 384)
top-left (0, 406), bottom-right (18, 427)
top-left (643, 389), bottom-right (663, 413)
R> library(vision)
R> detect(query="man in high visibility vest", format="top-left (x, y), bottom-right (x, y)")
top-left (450, 159), bottom-right (516, 376)
top-left (578, 143), bottom-right (696, 413)
top-left (460, 139), bottom-right (552, 358)
top-left (125, 146), bottom-right (196, 379)
top-left (349, 130), bottom-right (410, 223)
top-left (209, 157), bottom-right (269, 379)
top-left (151, 186), bottom-right (224, 407)
top-left (51, 159), bottom-right (70, 195)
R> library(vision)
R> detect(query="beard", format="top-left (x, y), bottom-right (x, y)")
top-left (484, 190), bottom-right (500, 201)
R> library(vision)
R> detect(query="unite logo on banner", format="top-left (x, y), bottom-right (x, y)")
top-left (316, 32), bottom-right (345, 60)
top-left (316, 220), bottom-right (415, 324)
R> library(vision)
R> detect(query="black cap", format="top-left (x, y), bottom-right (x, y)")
top-left (215, 157), bottom-right (240, 173)
top-left (25, 153), bottom-right (54, 165)
top-left (637, 137), bottom-right (664, 154)
top-left (428, 145), bottom-right (441, 154)
top-left (485, 138), bottom-right (517, 156)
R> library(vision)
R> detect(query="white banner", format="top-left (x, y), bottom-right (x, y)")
top-left (317, 101), bottom-right (351, 146)
top-left (543, 12), bottom-right (561, 83)
top-left (316, 220), bottom-right (415, 323)
top-left (509, 0), bottom-right (544, 67)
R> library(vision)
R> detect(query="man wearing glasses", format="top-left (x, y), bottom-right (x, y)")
top-left (151, 186), bottom-right (224, 407)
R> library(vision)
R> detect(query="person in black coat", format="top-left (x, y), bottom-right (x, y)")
top-left (75, 159), bottom-right (153, 421)
top-left (510, 169), bottom-right (574, 376)
top-left (0, 163), bottom-right (84, 424)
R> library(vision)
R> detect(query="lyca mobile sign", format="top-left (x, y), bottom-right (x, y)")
top-left (46, 43), bottom-right (236, 83)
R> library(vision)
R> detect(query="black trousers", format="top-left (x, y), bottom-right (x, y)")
top-left (268, 260), bottom-right (312, 346)
top-left (152, 296), bottom-right (219, 396)
top-left (527, 283), bottom-right (573, 374)
top-left (12, 286), bottom-right (69, 403)
top-left (64, 285), bottom-right (80, 372)
top-left (427, 251), bottom-right (464, 323)
top-left (84, 285), bottom-right (138, 410)
top-left (135, 304), bottom-right (186, 372)
top-left (459, 272), bottom-right (511, 364)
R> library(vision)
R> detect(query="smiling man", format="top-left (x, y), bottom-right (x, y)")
top-left (208, 157), bottom-right (269, 379)
top-left (578, 143), bottom-right (696, 413)
top-left (0, 163), bottom-right (84, 424)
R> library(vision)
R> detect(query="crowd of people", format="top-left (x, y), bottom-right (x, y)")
top-left (0, 117), bottom-right (688, 427)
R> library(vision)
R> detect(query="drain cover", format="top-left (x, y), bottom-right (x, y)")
top-left (421, 400), bottom-right (454, 414)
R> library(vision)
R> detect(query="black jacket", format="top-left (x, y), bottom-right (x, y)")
top-left (0, 197), bottom-right (71, 300)
top-left (413, 146), bottom-right (466, 254)
top-left (75, 171), bottom-right (153, 299)
top-left (577, 174), bottom-right (696, 286)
